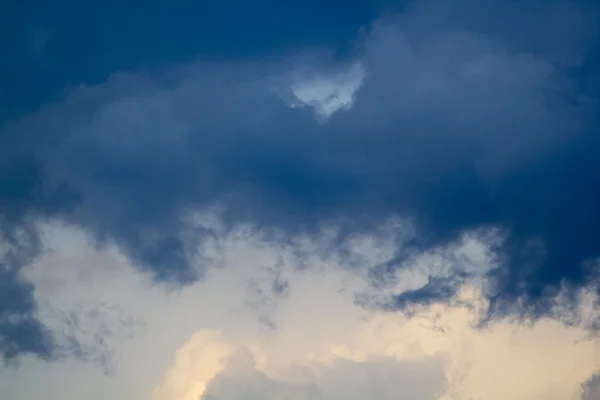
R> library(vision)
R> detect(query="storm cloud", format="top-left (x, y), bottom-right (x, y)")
top-left (1, 0), bottom-right (600, 384)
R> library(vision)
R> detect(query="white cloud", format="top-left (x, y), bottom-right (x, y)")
top-left (1, 214), bottom-right (598, 399)
top-left (278, 61), bottom-right (365, 119)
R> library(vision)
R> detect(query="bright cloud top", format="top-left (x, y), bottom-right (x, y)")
top-left (285, 62), bottom-right (365, 119)
top-left (1, 215), bottom-right (598, 400)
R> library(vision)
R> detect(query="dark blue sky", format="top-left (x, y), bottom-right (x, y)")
top-left (1, 0), bottom-right (398, 120)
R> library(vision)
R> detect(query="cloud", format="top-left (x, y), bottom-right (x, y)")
top-left (0, 222), bottom-right (55, 363)
top-left (197, 346), bottom-right (446, 400)
top-left (1, 218), bottom-right (599, 399)
top-left (582, 374), bottom-right (600, 400)
top-left (281, 61), bottom-right (365, 119)
top-left (0, 0), bottom-right (599, 366)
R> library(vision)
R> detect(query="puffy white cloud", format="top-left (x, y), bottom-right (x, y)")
top-left (1, 214), bottom-right (599, 399)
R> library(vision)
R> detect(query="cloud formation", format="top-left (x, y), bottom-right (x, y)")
top-left (2, 219), bottom-right (600, 399)
top-left (582, 374), bottom-right (600, 400)
top-left (1, 0), bottom-right (600, 397)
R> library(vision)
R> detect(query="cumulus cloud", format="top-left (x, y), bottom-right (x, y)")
top-left (1, 218), bottom-right (599, 399)
top-left (197, 346), bottom-right (446, 400)
top-left (1, 3), bottom-right (600, 400)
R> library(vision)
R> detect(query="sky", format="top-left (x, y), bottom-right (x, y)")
top-left (1, 0), bottom-right (600, 399)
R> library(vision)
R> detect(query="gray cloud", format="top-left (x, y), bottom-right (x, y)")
top-left (1, 0), bottom-right (599, 361)
top-left (0, 221), bottom-right (54, 363)
top-left (582, 374), bottom-right (600, 400)
top-left (201, 347), bottom-right (446, 400)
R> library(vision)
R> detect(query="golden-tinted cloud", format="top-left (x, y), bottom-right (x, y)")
top-left (3, 216), bottom-right (597, 399)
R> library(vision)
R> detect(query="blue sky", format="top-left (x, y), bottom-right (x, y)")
top-left (1, 0), bottom-right (600, 399)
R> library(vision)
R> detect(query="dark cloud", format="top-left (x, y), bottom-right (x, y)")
top-left (0, 225), bottom-right (54, 363)
top-left (1, 0), bottom-right (600, 361)
top-left (582, 373), bottom-right (600, 400)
